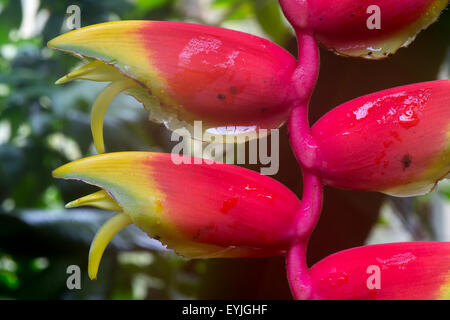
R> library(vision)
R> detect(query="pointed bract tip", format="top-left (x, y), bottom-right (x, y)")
top-left (88, 212), bottom-right (132, 281)
top-left (65, 190), bottom-right (122, 211)
top-left (55, 76), bottom-right (70, 85)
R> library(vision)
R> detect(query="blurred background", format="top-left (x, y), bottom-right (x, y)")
top-left (0, 0), bottom-right (449, 300)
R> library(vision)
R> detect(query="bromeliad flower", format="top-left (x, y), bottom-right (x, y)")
top-left (48, 21), bottom-right (300, 153)
top-left (310, 80), bottom-right (450, 196)
top-left (309, 242), bottom-right (450, 300)
top-left (53, 152), bottom-right (301, 280)
top-left (279, 0), bottom-right (448, 59)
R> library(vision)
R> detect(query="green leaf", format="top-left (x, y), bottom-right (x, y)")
top-left (253, 0), bottom-right (292, 45)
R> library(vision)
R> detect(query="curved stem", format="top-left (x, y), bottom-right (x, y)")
top-left (289, 102), bottom-right (318, 169)
top-left (292, 32), bottom-right (320, 103)
top-left (289, 32), bottom-right (320, 169)
top-left (293, 171), bottom-right (323, 238)
top-left (286, 32), bottom-right (323, 300)
top-left (286, 240), bottom-right (311, 299)
top-left (286, 171), bottom-right (323, 300)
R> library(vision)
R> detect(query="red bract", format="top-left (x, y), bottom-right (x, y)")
top-left (312, 80), bottom-right (450, 196)
top-left (279, 0), bottom-right (448, 58)
top-left (48, 21), bottom-right (300, 153)
top-left (310, 242), bottom-right (450, 300)
top-left (53, 152), bottom-right (302, 279)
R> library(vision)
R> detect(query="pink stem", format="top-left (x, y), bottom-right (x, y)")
top-left (293, 171), bottom-right (323, 238)
top-left (289, 32), bottom-right (320, 169)
top-left (289, 102), bottom-right (318, 169)
top-left (286, 241), bottom-right (311, 299)
top-left (286, 171), bottom-right (323, 300)
top-left (292, 32), bottom-right (320, 105)
top-left (286, 32), bottom-right (324, 300)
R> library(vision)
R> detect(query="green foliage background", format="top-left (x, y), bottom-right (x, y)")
top-left (0, 0), bottom-right (449, 299)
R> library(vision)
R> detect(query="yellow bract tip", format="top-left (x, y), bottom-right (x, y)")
top-left (56, 60), bottom-right (125, 86)
top-left (91, 78), bottom-right (136, 154)
top-left (88, 212), bottom-right (132, 280)
top-left (55, 75), bottom-right (70, 85)
top-left (66, 190), bottom-right (122, 211)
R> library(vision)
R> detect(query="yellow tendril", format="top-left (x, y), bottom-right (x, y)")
top-left (91, 78), bottom-right (136, 153)
top-left (89, 212), bottom-right (132, 280)
top-left (55, 60), bottom-right (138, 154)
top-left (66, 190), bottom-right (122, 211)
top-left (55, 60), bottom-right (123, 84)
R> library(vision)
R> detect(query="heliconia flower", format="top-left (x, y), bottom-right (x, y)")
top-left (309, 242), bottom-right (450, 300)
top-left (48, 21), bottom-right (299, 153)
top-left (53, 152), bottom-right (301, 280)
top-left (311, 80), bottom-right (450, 197)
top-left (279, 0), bottom-right (448, 59)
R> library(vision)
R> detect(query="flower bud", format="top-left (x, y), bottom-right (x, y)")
top-left (311, 80), bottom-right (450, 196)
top-left (53, 152), bottom-right (301, 279)
top-left (279, 0), bottom-right (448, 59)
top-left (310, 242), bottom-right (450, 300)
top-left (48, 21), bottom-right (299, 153)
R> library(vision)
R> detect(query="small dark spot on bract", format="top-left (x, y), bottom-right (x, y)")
top-left (261, 108), bottom-right (268, 113)
top-left (230, 86), bottom-right (238, 94)
top-left (401, 154), bottom-right (412, 170)
top-left (193, 224), bottom-right (214, 240)
top-left (217, 94), bottom-right (226, 100)
top-left (319, 17), bottom-right (323, 21)
top-left (350, 13), bottom-right (355, 18)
